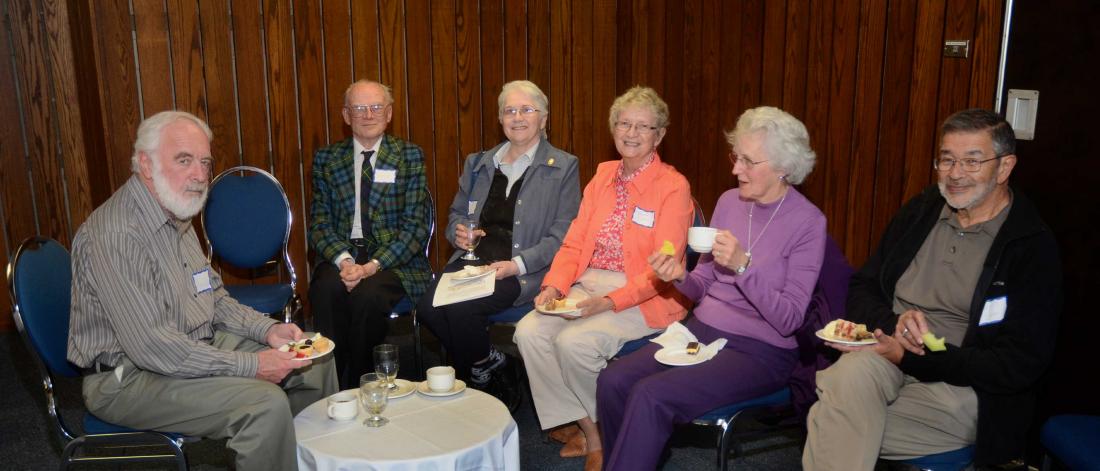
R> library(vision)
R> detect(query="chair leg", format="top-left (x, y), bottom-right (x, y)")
top-left (412, 312), bottom-right (424, 380)
top-left (715, 419), bottom-right (731, 471)
top-left (1041, 454), bottom-right (1052, 471)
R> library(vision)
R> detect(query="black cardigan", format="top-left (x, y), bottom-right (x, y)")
top-left (848, 185), bottom-right (1062, 465)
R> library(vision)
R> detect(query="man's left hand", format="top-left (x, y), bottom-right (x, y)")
top-left (265, 322), bottom-right (304, 348)
top-left (826, 328), bottom-right (906, 365)
top-left (575, 296), bottom-right (614, 319)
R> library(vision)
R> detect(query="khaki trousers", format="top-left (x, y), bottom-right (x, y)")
top-left (82, 331), bottom-right (339, 471)
top-left (802, 350), bottom-right (978, 471)
top-left (514, 269), bottom-right (659, 429)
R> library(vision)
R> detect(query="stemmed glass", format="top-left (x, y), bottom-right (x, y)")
top-left (360, 373), bottom-right (389, 427)
top-left (373, 344), bottom-right (399, 390)
top-left (460, 221), bottom-right (482, 261)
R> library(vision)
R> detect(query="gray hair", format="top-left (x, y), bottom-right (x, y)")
top-left (726, 106), bottom-right (815, 184)
top-left (608, 86), bottom-right (670, 133)
top-left (344, 79), bottom-right (395, 105)
top-left (498, 80), bottom-right (549, 138)
top-left (941, 108), bottom-right (1016, 157)
top-left (131, 111), bottom-right (213, 173)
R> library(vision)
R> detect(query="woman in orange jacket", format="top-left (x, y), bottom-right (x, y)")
top-left (514, 86), bottom-right (693, 471)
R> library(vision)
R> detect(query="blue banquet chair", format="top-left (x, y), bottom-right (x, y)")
top-left (1041, 414), bottom-right (1100, 471)
top-left (202, 166), bottom-right (299, 324)
top-left (392, 188), bottom-right (435, 379)
top-left (7, 237), bottom-right (191, 470)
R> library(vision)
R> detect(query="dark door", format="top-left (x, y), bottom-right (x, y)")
top-left (1000, 0), bottom-right (1100, 460)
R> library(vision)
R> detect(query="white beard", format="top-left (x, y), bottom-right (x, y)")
top-left (152, 159), bottom-right (208, 220)
top-left (938, 177), bottom-right (995, 211)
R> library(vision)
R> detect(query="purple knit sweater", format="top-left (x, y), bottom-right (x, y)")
top-left (675, 187), bottom-right (826, 349)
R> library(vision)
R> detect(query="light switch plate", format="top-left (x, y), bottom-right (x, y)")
top-left (944, 40), bottom-right (969, 58)
top-left (1006, 89), bottom-right (1039, 140)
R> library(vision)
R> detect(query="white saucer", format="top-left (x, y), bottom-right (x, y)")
top-left (654, 347), bottom-right (708, 366)
top-left (815, 329), bottom-right (878, 346)
top-left (387, 379), bottom-right (417, 399)
top-left (416, 379), bottom-right (466, 397)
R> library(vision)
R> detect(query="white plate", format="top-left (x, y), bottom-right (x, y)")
top-left (416, 379), bottom-right (467, 397)
top-left (654, 347), bottom-right (708, 366)
top-left (387, 379), bottom-right (417, 399)
top-left (278, 336), bottom-right (335, 361)
top-left (815, 329), bottom-right (878, 346)
top-left (535, 301), bottom-right (580, 317)
top-left (450, 267), bottom-right (495, 282)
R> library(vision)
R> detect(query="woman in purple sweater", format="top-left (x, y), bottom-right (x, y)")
top-left (596, 106), bottom-right (827, 470)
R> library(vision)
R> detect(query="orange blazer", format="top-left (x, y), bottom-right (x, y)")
top-left (542, 153), bottom-right (693, 328)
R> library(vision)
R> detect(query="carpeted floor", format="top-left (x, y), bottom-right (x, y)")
top-left (0, 320), bottom-right (805, 470)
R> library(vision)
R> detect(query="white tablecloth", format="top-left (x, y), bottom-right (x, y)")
top-left (295, 386), bottom-right (520, 471)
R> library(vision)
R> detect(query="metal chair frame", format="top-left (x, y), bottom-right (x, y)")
top-left (201, 165), bottom-right (300, 324)
top-left (7, 237), bottom-right (189, 470)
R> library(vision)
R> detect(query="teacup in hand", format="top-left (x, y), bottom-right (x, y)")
top-left (426, 366), bottom-right (456, 392)
top-left (327, 391), bottom-right (358, 420)
top-left (688, 227), bottom-right (717, 253)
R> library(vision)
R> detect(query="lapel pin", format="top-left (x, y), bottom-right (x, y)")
top-left (548, 158), bottom-right (555, 166)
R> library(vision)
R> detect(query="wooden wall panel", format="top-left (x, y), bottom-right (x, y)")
top-left (2, 0), bottom-right (1012, 328)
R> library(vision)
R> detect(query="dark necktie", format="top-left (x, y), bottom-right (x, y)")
top-left (360, 150), bottom-right (375, 240)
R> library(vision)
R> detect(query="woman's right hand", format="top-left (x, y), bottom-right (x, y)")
top-left (454, 223), bottom-right (470, 247)
top-left (647, 251), bottom-right (686, 282)
top-left (534, 286), bottom-right (562, 307)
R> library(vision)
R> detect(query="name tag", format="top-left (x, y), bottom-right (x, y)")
top-left (632, 206), bottom-right (655, 228)
top-left (192, 269), bottom-right (213, 294)
top-left (468, 200), bottom-right (478, 215)
top-left (978, 295), bottom-right (1007, 326)
top-left (374, 168), bottom-right (397, 184)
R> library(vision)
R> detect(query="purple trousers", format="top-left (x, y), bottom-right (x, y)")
top-left (597, 317), bottom-right (797, 470)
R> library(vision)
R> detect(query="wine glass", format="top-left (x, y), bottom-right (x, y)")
top-left (360, 373), bottom-right (389, 427)
top-left (460, 221), bottom-right (482, 261)
top-left (373, 344), bottom-right (399, 390)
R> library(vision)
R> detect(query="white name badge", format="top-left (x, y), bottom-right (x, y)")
top-left (978, 295), bottom-right (1007, 326)
top-left (468, 200), bottom-right (478, 215)
top-left (632, 206), bottom-right (655, 228)
top-left (192, 269), bottom-right (213, 294)
top-left (374, 168), bottom-right (397, 183)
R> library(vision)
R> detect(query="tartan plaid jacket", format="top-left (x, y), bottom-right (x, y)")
top-left (308, 135), bottom-right (432, 301)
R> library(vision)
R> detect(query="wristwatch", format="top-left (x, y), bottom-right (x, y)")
top-left (734, 252), bottom-right (752, 275)
top-left (369, 259), bottom-right (381, 270)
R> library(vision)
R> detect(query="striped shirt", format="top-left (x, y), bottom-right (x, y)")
top-left (67, 176), bottom-right (276, 378)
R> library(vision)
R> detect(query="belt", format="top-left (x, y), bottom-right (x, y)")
top-left (81, 363), bottom-right (117, 376)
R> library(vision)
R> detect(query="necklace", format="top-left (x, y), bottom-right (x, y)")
top-left (745, 189), bottom-right (788, 260)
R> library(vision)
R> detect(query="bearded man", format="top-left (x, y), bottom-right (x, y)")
top-left (68, 111), bottom-right (337, 471)
top-left (802, 109), bottom-right (1062, 469)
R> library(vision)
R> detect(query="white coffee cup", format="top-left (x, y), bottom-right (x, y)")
top-left (426, 366), bottom-right (456, 392)
top-left (688, 227), bottom-right (717, 253)
top-left (327, 391), bottom-right (358, 420)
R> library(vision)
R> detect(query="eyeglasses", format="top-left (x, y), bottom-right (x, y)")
top-left (501, 106), bottom-right (541, 117)
top-left (346, 104), bottom-right (388, 118)
top-left (933, 155), bottom-right (1004, 173)
top-left (614, 121), bottom-right (660, 135)
top-left (728, 152), bottom-right (768, 169)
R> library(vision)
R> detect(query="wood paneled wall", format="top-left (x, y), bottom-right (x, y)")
top-left (1, 0), bottom-right (1004, 330)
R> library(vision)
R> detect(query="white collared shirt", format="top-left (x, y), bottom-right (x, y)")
top-left (335, 138), bottom-right (382, 266)
top-left (492, 140), bottom-right (538, 197)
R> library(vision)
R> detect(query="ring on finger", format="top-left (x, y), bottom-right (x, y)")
top-left (902, 327), bottom-right (910, 336)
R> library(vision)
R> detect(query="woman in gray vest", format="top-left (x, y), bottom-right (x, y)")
top-left (416, 80), bottom-right (581, 406)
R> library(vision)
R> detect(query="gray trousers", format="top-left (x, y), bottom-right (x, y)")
top-left (802, 349), bottom-right (978, 470)
top-left (82, 331), bottom-right (339, 471)
top-left (514, 269), bottom-right (659, 429)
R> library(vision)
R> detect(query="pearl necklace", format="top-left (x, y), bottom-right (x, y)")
top-left (745, 189), bottom-right (788, 261)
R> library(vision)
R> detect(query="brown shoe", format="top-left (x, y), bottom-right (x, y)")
top-left (584, 450), bottom-right (603, 471)
top-left (549, 424), bottom-right (581, 443)
top-left (559, 431), bottom-right (587, 458)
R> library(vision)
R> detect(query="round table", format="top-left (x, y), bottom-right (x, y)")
top-left (294, 385), bottom-right (519, 470)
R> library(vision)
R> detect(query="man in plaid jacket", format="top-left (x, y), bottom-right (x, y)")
top-left (308, 79), bottom-right (432, 388)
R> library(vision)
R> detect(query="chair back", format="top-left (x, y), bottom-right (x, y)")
top-left (686, 197), bottom-right (707, 271)
top-left (202, 166), bottom-right (294, 275)
top-left (8, 237), bottom-right (79, 379)
top-left (788, 234), bottom-right (853, 422)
